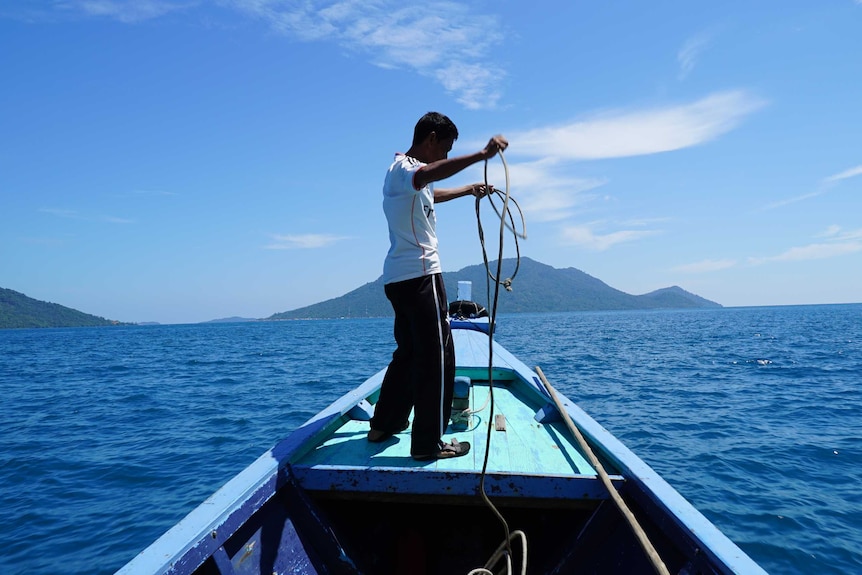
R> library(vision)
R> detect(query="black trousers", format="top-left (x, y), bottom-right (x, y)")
top-left (371, 273), bottom-right (455, 456)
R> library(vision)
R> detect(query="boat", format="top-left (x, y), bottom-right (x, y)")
top-left (116, 297), bottom-right (767, 575)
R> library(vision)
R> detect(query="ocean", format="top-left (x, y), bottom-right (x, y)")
top-left (1, 305), bottom-right (860, 574)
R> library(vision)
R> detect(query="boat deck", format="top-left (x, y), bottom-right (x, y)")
top-left (290, 328), bottom-right (622, 503)
top-left (296, 378), bottom-right (595, 476)
top-left (114, 324), bottom-right (771, 575)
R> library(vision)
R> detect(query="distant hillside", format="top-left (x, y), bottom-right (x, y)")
top-left (268, 257), bottom-right (721, 320)
top-left (0, 288), bottom-right (125, 329)
top-left (203, 317), bottom-right (260, 324)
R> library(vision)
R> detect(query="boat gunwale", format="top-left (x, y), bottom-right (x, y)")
top-left (116, 325), bottom-right (768, 575)
top-left (454, 328), bottom-right (769, 575)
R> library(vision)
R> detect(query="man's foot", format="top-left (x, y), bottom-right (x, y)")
top-left (367, 420), bottom-right (409, 443)
top-left (412, 439), bottom-right (471, 461)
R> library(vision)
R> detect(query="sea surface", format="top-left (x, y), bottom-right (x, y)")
top-left (1, 305), bottom-right (861, 574)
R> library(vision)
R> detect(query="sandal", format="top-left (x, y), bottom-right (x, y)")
top-left (412, 439), bottom-right (471, 461)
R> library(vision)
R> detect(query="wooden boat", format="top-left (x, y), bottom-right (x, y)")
top-left (116, 311), bottom-right (767, 575)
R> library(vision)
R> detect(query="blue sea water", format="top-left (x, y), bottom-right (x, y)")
top-left (1, 305), bottom-right (860, 574)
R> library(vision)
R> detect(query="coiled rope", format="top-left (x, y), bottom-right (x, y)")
top-left (466, 150), bottom-right (669, 575)
top-left (469, 149), bottom-right (529, 575)
top-left (477, 149), bottom-right (526, 293)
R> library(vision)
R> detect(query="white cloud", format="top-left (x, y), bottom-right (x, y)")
top-left (760, 190), bottom-right (824, 210)
top-left (560, 222), bottom-right (660, 251)
top-left (762, 164), bottom-right (862, 210)
top-left (39, 208), bottom-right (132, 223)
top-left (226, 0), bottom-right (506, 110)
top-left (130, 189), bottom-right (177, 196)
top-left (748, 227), bottom-right (862, 264)
top-left (265, 233), bottom-right (350, 249)
top-left (476, 91), bottom-right (764, 245)
top-left (824, 165), bottom-right (862, 183)
top-left (749, 242), bottom-right (862, 264)
top-left (476, 158), bottom-right (608, 223)
top-left (102, 215), bottom-right (135, 224)
top-left (817, 224), bottom-right (844, 238)
top-left (678, 32), bottom-right (713, 79)
top-left (57, 0), bottom-right (190, 23)
top-left (818, 225), bottom-right (862, 241)
top-left (40, 1), bottom-right (506, 109)
top-left (40, 208), bottom-right (80, 219)
top-left (510, 90), bottom-right (766, 160)
top-left (672, 258), bottom-right (737, 273)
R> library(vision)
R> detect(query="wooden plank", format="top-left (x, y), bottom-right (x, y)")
top-left (292, 466), bottom-right (618, 502)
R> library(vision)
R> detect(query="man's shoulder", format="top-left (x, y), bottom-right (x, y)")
top-left (385, 154), bottom-right (426, 194)
top-left (390, 153), bottom-right (424, 171)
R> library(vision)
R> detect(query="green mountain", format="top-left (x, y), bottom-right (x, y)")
top-left (268, 257), bottom-right (721, 320)
top-left (0, 288), bottom-right (124, 329)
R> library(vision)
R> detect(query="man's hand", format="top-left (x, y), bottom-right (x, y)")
top-left (482, 135), bottom-right (508, 159)
top-left (471, 184), bottom-right (494, 198)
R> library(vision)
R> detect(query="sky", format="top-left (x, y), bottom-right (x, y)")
top-left (1, 1), bottom-right (860, 324)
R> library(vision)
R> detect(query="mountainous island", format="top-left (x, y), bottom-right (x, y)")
top-left (1, 258), bottom-right (721, 329)
top-left (268, 257), bottom-right (721, 320)
top-left (0, 287), bottom-right (126, 329)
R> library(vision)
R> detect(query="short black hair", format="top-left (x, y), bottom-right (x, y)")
top-left (412, 112), bottom-right (459, 146)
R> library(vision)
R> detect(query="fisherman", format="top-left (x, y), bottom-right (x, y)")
top-left (368, 111), bottom-right (508, 460)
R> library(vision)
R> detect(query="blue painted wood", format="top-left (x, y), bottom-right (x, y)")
top-left (346, 399), bottom-right (373, 421)
top-left (291, 466), bottom-right (620, 500)
top-left (534, 402), bottom-right (563, 423)
top-left (116, 320), bottom-right (768, 575)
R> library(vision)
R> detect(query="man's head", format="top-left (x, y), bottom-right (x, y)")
top-left (412, 112), bottom-right (459, 146)
top-left (411, 112), bottom-right (458, 162)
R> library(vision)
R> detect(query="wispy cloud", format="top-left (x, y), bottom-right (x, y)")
top-left (130, 189), bottom-right (177, 196)
top-left (749, 242), bottom-right (862, 264)
top-left (20, 235), bottom-right (72, 247)
top-left (824, 164), bottom-right (862, 183)
top-left (40, 208), bottom-right (80, 219)
top-left (476, 158), bottom-right (607, 223)
top-left (42, 1), bottom-right (506, 109)
top-left (760, 190), bottom-right (824, 211)
top-left (559, 221), bottom-right (661, 251)
top-left (678, 31), bottom-right (713, 79)
top-left (672, 258), bottom-right (737, 273)
top-left (55, 0), bottom-right (191, 23)
top-left (265, 233), bottom-right (350, 249)
top-left (224, 0), bottom-right (506, 110)
top-left (498, 91), bottom-right (764, 246)
top-left (39, 208), bottom-right (133, 223)
top-left (817, 224), bottom-right (843, 238)
top-left (510, 90), bottom-right (767, 160)
top-left (748, 226), bottom-right (862, 264)
top-left (762, 163), bottom-right (862, 210)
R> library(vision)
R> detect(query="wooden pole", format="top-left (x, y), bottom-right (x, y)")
top-left (535, 366), bottom-right (671, 575)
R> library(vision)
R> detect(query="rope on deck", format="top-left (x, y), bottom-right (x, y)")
top-left (535, 366), bottom-right (671, 575)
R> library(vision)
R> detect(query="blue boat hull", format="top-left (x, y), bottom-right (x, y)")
top-left (117, 323), bottom-right (767, 575)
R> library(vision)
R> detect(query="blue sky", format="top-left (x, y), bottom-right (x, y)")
top-left (2, 1), bottom-right (860, 324)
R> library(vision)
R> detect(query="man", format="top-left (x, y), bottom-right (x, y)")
top-left (368, 111), bottom-right (508, 460)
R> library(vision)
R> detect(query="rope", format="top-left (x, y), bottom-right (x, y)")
top-left (465, 151), bottom-right (668, 575)
top-left (467, 530), bottom-right (528, 575)
top-left (476, 150), bottom-right (526, 294)
top-left (468, 149), bottom-right (529, 575)
top-left (534, 367), bottom-right (671, 575)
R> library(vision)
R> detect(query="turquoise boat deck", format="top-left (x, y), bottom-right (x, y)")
top-left (296, 376), bottom-right (596, 476)
top-left (290, 328), bottom-right (621, 503)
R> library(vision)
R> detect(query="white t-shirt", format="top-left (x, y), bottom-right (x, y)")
top-left (382, 153), bottom-right (441, 284)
